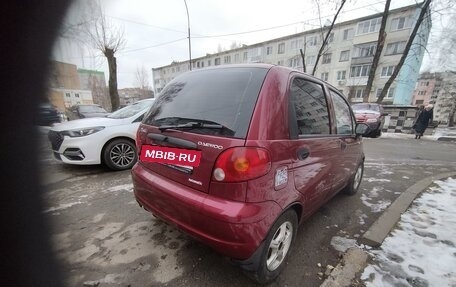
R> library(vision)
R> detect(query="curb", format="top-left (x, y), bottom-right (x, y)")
top-left (319, 172), bottom-right (456, 287)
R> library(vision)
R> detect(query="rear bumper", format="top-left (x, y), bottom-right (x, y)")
top-left (132, 163), bottom-right (282, 260)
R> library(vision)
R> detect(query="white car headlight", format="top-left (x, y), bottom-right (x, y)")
top-left (61, 126), bottom-right (105, 137)
top-left (366, 118), bottom-right (378, 123)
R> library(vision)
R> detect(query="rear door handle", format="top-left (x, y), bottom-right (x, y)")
top-left (297, 148), bottom-right (310, 160)
top-left (340, 141), bottom-right (347, 150)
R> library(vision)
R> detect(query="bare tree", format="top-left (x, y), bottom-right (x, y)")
top-left (311, 0), bottom-right (347, 76)
top-left (376, 0), bottom-right (432, 103)
top-left (363, 0), bottom-right (391, 101)
top-left (85, 12), bottom-right (126, 111)
top-left (135, 66), bottom-right (152, 100)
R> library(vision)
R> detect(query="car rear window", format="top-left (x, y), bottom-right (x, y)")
top-left (143, 67), bottom-right (268, 138)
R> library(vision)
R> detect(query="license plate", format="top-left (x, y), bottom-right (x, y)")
top-left (140, 145), bottom-right (202, 167)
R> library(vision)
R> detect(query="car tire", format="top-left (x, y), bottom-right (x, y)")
top-left (103, 138), bottom-right (138, 171)
top-left (344, 161), bottom-right (364, 195)
top-left (246, 209), bottom-right (298, 284)
top-left (374, 129), bottom-right (382, 138)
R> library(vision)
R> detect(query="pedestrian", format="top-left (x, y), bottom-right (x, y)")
top-left (413, 104), bottom-right (433, 139)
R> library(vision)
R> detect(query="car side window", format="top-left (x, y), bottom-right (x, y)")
top-left (329, 90), bottom-right (354, 135)
top-left (290, 78), bottom-right (330, 135)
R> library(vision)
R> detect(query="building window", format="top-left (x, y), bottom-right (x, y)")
top-left (290, 40), bottom-right (297, 50)
top-left (320, 72), bottom-right (329, 81)
top-left (350, 64), bottom-right (371, 77)
top-left (65, 93), bottom-right (71, 98)
top-left (234, 53), bottom-right (240, 62)
top-left (308, 36), bottom-right (318, 46)
top-left (356, 17), bottom-right (381, 35)
top-left (322, 53), bottom-right (332, 64)
top-left (343, 28), bottom-right (354, 40)
top-left (339, 50), bottom-right (350, 62)
top-left (355, 88), bottom-right (364, 98)
top-left (416, 99), bottom-right (424, 105)
top-left (385, 41), bottom-right (406, 55)
top-left (214, 58), bottom-right (221, 65)
top-left (353, 42), bottom-right (377, 58)
top-left (381, 66), bottom-right (395, 77)
top-left (207, 59), bottom-right (212, 66)
top-left (418, 91), bottom-right (426, 96)
top-left (224, 55), bottom-right (231, 64)
top-left (327, 32), bottom-right (334, 43)
top-left (288, 58), bottom-right (299, 68)
top-left (336, 70), bottom-right (346, 80)
top-left (266, 46), bottom-right (273, 55)
top-left (376, 87), bottom-right (395, 99)
top-left (201, 61), bottom-right (205, 68)
top-left (278, 43), bottom-right (285, 54)
top-left (75, 93), bottom-right (80, 98)
top-left (243, 52), bottom-right (248, 61)
top-left (391, 16), bottom-right (411, 31)
top-left (277, 60), bottom-right (283, 66)
top-left (306, 55), bottom-right (316, 65)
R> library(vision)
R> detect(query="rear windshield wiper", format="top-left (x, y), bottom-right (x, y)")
top-left (158, 121), bottom-right (224, 132)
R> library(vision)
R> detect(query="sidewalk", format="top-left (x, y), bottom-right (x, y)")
top-left (321, 175), bottom-right (456, 287)
top-left (379, 126), bottom-right (456, 142)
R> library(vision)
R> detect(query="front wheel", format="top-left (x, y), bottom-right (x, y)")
top-left (344, 161), bottom-right (364, 195)
top-left (103, 139), bottom-right (137, 171)
top-left (246, 209), bottom-right (298, 284)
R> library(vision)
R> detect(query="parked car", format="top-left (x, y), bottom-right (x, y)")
top-left (48, 99), bottom-right (155, 170)
top-left (131, 65), bottom-right (370, 283)
top-left (352, 103), bottom-right (387, 138)
top-left (66, 104), bottom-right (109, 120)
top-left (35, 102), bottom-right (62, 126)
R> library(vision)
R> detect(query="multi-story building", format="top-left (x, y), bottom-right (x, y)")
top-left (78, 69), bottom-right (110, 111)
top-left (152, 3), bottom-right (431, 106)
top-left (48, 61), bottom-right (94, 112)
top-left (118, 88), bottom-right (154, 107)
top-left (411, 71), bottom-right (456, 124)
top-left (412, 72), bottom-right (437, 106)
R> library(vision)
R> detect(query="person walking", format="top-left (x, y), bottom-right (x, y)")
top-left (413, 104), bottom-right (434, 139)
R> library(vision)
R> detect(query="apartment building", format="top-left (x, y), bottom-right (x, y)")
top-left (118, 87), bottom-right (154, 107)
top-left (78, 69), bottom-right (110, 111)
top-left (48, 61), bottom-right (94, 112)
top-left (412, 71), bottom-right (456, 124)
top-left (152, 3), bottom-right (431, 105)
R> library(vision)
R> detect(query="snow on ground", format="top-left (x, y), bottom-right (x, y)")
top-left (361, 177), bottom-right (456, 287)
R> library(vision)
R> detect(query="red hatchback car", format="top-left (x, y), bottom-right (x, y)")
top-left (132, 64), bottom-right (370, 283)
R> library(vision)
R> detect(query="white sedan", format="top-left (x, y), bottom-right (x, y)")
top-left (48, 99), bottom-right (155, 170)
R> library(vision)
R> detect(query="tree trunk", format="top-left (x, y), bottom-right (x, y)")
top-left (364, 0), bottom-right (391, 101)
top-left (376, 0), bottom-right (432, 103)
top-left (105, 48), bottom-right (120, 111)
top-left (312, 0), bottom-right (346, 76)
top-left (300, 48), bottom-right (306, 73)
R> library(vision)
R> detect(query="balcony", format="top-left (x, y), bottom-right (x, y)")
top-left (351, 56), bottom-right (374, 65)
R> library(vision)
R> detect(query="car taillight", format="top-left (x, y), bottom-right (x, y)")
top-left (212, 147), bottom-right (271, 182)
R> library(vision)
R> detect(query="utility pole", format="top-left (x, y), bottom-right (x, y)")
top-left (184, 0), bottom-right (192, 71)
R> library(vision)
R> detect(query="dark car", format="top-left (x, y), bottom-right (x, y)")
top-left (352, 103), bottom-right (387, 138)
top-left (132, 64), bottom-right (370, 284)
top-left (66, 104), bottom-right (108, 120)
top-left (35, 102), bottom-right (62, 126)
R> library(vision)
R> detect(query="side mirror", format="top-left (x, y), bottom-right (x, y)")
top-left (355, 123), bottom-right (371, 136)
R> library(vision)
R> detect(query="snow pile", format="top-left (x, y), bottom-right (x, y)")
top-left (361, 178), bottom-right (456, 287)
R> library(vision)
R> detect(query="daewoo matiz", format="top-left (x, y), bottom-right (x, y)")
top-left (132, 64), bottom-right (370, 283)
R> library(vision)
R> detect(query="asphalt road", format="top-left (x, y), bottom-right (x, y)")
top-left (38, 132), bottom-right (456, 287)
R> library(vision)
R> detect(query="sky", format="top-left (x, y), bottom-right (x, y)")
top-left (52, 0), bottom-right (448, 89)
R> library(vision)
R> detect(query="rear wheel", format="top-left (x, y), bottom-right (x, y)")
top-left (344, 161), bottom-right (364, 195)
top-left (246, 209), bottom-right (298, 284)
top-left (103, 139), bottom-right (137, 171)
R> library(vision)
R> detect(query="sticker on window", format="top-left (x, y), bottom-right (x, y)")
top-left (140, 145), bottom-right (202, 167)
